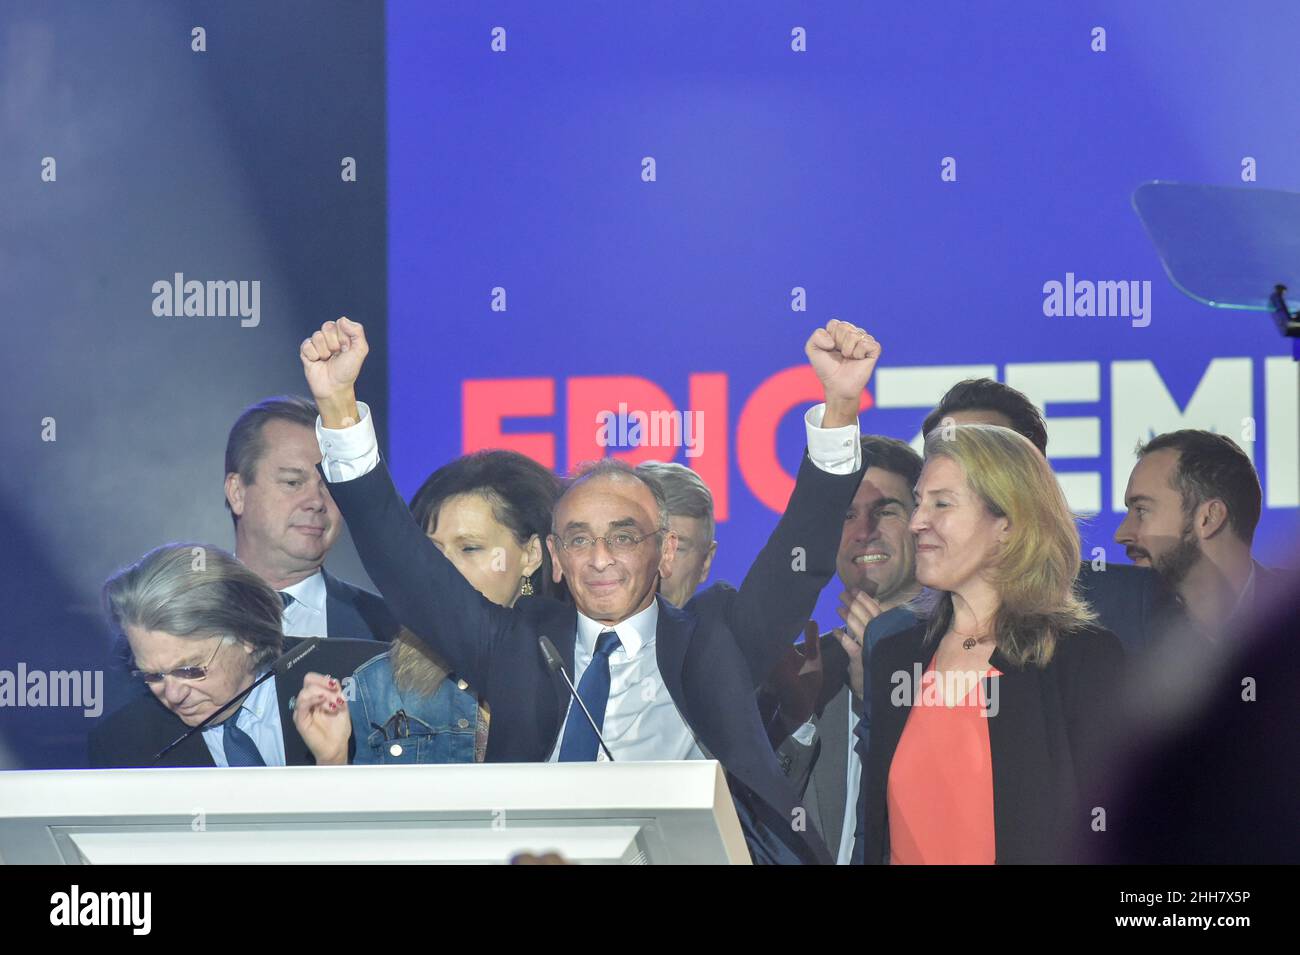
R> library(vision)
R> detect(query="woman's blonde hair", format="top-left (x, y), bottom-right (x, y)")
top-left (390, 627), bottom-right (454, 696)
top-left (921, 424), bottom-right (1094, 666)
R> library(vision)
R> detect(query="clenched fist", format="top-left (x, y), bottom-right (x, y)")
top-left (300, 317), bottom-right (368, 427)
top-left (805, 319), bottom-right (881, 428)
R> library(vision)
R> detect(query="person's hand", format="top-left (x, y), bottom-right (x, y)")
top-left (764, 621), bottom-right (825, 745)
top-left (300, 317), bottom-right (368, 426)
top-left (834, 588), bottom-right (883, 700)
top-left (292, 671), bottom-right (351, 765)
top-left (804, 319), bottom-right (881, 427)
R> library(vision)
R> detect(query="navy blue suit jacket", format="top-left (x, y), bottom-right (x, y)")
top-left (1075, 561), bottom-right (1171, 654)
top-left (321, 568), bottom-right (398, 641)
top-left (324, 450), bottom-right (867, 864)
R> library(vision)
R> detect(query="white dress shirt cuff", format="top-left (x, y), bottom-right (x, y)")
top-left (804, 402), bottom-right (862, 474)
top-left (316, 401), bottom-right (380, 482)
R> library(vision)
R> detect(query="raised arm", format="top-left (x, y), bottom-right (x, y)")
top-left (300, 318), bottom-right (515, 692)
top-left (724, 320), bottom-right (878, 686)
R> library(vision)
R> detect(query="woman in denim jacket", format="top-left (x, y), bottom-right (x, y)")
top-left (348, 450), bottom-right (564, 764)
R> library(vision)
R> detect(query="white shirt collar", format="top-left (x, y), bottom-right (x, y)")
top-left (576, 598), bottom-right (659, 659)
top-left (239, 673), bottom-right (277, 724)
top-left (281, 569), bottom-right (327, 616)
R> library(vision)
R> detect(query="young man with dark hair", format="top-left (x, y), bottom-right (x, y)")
top-left (1116, 429), bottom-right (1283, 636)
top-left (922, 378), bottom-right (1048, 455)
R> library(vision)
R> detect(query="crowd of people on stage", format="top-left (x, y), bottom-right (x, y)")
top-left (86, 318), bottom-right (1290, 864)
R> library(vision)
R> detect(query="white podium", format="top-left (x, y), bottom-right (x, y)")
top-left (0, 761), bottom-right (752, 865)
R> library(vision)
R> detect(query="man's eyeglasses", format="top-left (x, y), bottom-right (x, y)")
top-left (132, 638), bottom-right (228, 685)
top-left (552, 531), bottom-right (657, 555)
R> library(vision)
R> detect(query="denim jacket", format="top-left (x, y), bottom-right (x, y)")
top-left (349, 649), bottom-right (481, 764)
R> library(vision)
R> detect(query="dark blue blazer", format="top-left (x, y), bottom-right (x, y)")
top-left (324, 450), bottom-right (867, 864)
top-left (1075, 561), bottom-right (1171, 654)
top-left (321, 568), bottom-right (398, 641)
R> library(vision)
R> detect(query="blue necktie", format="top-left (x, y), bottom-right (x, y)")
top-left (557, 630), bottom-right (621, 761)
top-left (279, 591), bottom-right (295, 609)
top-left (223, 709), bottom-right (266, 767)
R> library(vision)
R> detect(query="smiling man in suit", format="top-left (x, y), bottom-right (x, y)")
top-left (89, 543), bottom-right (382, 768)
top-left (763, 434), bottom-right (925, 864)
top-left (299, 316), bottom-right (878, 864)
top-left (225, 395), bottom-right (398, 641)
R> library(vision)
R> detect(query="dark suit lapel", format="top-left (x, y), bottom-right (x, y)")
top-left (651, 596), bottom-right (691, 722)
top-left (321, 569), bottom-right (366, 639)
top-left (534, 599), bottom-right (580, 743)
top-left (983, 646), bottom-right (1054, 863)
top-left (812, 686), bottom-right (850, 849)
top-left (155, 712), bottom-right (218, 768)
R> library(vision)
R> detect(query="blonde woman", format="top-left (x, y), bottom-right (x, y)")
top-left (861, 424), bottom-right (1124, 864)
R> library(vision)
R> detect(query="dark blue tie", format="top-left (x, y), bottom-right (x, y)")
top-left (557, 630), bottom-right (621, 761)
top-left (279, 591), bottom-right (295, 609)
top-left (223, 709), bottom-right (266, 767)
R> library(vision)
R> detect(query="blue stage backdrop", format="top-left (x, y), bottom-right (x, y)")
top-left (387, 2), bottom-right (1299, 629)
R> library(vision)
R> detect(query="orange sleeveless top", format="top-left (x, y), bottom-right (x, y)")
top-left (886, 659), bottom-right (1002, 864)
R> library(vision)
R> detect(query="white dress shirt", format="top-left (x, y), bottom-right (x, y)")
top-left (279, 569), bottom-right (329, 638)
top-left (315, 398), bottom-right (862, 762)
top-left (201, 675), bottom-right (287, 767)
top-left (837, 697), bottom-right (863, 865)
top-left (546, 599), bottom-right (706, 762)
top-left (316, 401), bottom-right (862, 480)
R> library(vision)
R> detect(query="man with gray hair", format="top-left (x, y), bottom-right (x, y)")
top-left (88, 543), bottom-right (381, 768)
top-left (301, 316), bottom-right (881, 863)
top-left (635, 461), bottom-right (717, 608)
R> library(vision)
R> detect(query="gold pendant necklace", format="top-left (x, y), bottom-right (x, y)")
top-left (952, 630), bottom-right (993, 651)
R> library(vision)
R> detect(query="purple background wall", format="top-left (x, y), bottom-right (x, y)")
top-left (387, 1), bottom-right (1300, 634)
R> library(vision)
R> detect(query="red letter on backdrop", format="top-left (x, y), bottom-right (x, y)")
top-left (737, 366), bottom-right (873, 513)
top-left (567, 374), bottom-right (729, 520)
top-left (688, 372), bottom-right (728, 521)
top-left (566, 376), bottom-right (676, 470)
top-left (462, 378), bottom-right (556, 468)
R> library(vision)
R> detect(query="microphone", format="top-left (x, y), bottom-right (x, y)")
top-left (152, 637), bottom-right (323, 764)
top-left (538, 635), bottom-right (615, 762)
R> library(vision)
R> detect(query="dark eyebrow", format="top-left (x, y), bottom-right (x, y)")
top-left (560, 517), bottom-right (644, 535)
top-left (870, 497), bottom-right (910, 512)
top-left (1125, 494), bottom-right (1155, 506)
top-left (277, 467), bottom-right (310, 478)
